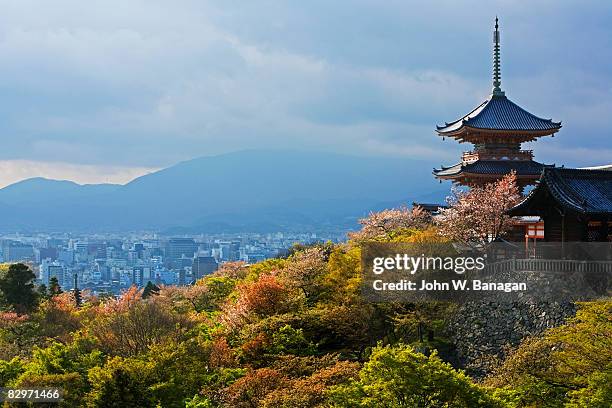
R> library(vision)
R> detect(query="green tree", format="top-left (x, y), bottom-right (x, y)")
top-left (0, 357), bottom-right (24, 386)
top-left (488, 301), bottom-right (612, 407)
top-left (49, 276), bottom-right (63, 296)
top-left (37, 284), bottom-right (49, 300)
top-left (87, 358), bottom-right (154, 408)
top-left (327, 343), bottom-right (504, 407)
top-left (269, 325), bottom-right (316, 356)
top-left (0, 263), bottom-right (38, 312)
top-left (141, 281), bottom-right (160, 299)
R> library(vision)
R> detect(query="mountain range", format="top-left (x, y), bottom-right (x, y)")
top-left (0, 151), bottom-right (449, 233)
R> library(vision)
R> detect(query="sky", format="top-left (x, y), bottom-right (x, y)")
top-left (0, 0), bottom-right (610, 187)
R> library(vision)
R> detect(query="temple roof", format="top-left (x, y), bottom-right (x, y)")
top-left (436, 94), bottom-right (562, 134)
top-left (434, 160), bottom-right (550, 178)
top-left (510, 168), bottom-right (612, 215)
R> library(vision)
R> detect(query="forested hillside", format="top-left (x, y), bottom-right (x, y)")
top-left (0, 175), bottom-right (609, 407)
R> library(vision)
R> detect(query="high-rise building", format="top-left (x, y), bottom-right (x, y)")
top-left (2, 241), bottom-right (35, 262)
top-left (37, 247), bottom-right (58, 262)
top-left (41, 259), bottom-right (66, 286)
top-left (58, 249), bottom-right (74, 265)
top-left (165, 238), bottom-right (197, 261)
top-left (192, 256), bottom-right (218, 281)
top-left (132, 267), bottom-right (145, 287)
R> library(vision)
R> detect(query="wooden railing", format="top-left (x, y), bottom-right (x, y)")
top-left (462, 150), bottom-right (533, 163)
top-left (485, 259), bottom-right (612, 274)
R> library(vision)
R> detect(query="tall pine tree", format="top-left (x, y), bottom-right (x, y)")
top-left (142, 281), bottom-right (160, 299)
top-left (0, 263), bottom-right (38, 312)
top-left (49, 276), bottom-right (63, 296)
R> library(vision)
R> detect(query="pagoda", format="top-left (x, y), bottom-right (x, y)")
top-left (434, 18), bottom-right (561, 190)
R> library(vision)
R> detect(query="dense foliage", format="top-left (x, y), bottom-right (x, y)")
top-left (0, 184), bottom-right (609, 407)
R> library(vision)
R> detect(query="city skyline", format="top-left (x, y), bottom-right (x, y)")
top-left (0, 1), bottom-right (610, 187)
top-left (1, 230), bottom-right (338, 294)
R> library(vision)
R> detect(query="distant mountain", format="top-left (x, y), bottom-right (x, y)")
top-left (0, 150), bottom-right (449, 232)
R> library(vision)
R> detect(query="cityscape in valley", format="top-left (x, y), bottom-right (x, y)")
top-left (0, 231), bottom-right (342, 294)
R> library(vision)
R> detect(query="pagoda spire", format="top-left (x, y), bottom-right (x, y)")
top-left (492, 17), bottom-right (504, 96)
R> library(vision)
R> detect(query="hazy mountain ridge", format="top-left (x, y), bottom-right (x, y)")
top-left (0, 151), bottom-right (448, 232)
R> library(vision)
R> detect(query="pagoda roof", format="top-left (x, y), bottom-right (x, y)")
top-left (434, 160), bottom-right (550, 178)
top-left (509, 168), bottom-right (612, 215)
top-left (436, 94), bottom-right (561, 135)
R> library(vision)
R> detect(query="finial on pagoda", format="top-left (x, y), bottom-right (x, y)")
top-left (492, 17), bottom-right (504, 96)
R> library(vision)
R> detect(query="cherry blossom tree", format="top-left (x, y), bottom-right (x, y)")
top-left (437, 172), bottom-right (521, 246)
top-left (349, 205), bottom-right (430, 241)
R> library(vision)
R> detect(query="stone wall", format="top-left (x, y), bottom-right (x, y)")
top-left (447, 301), bottom-right (576, 377)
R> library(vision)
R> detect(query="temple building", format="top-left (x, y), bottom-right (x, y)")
top-left (509, 168), bottom-right (612, 242)
top-left (434, 19), bottom-right (561, 190)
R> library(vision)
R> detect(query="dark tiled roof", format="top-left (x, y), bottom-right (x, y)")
top-left (511, 168), bottom-right (612, 215)
top-left (437, 94), bottom-right (561, 134)
top-left (412, 202), bottom-right (448, 212)
top-left (434, 160), bottom-right (549, 177)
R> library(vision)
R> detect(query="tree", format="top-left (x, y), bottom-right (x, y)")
top-left (327, 343), bottom-right (503, 407)
top-left (280, 247), bottom-right (327, 302)
top-left (37, 293), bottom-right (82, 341)
top-left (437, 172), bottom-right (521, 246)
top-left (86, 358), bottom-right (154, 408)
top-left (142, 281), bottom-right (160, 299)
top-left (222, 274), bottom-right (291, 330)
top-left (263, 360), bottom-right (359, 407)
top-left (91, 297), bottom-right (193, 357)
top-left (349, 206), bottom-right (430, 242)
top-left (37, 284), bottom-right (49, 301)
top-left (0, 263), bottom-right (38, 312)
top-left (49, 276), bottom-right (63, 296)
top-left (488, 301), bottom-right (612, 407)
top-left (220, 368), bottom-right (287, 408)
top-left (268, 325), bottom-right (315, 356)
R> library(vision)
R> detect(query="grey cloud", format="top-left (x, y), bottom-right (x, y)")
top-left (0, 0), bottom-right (608, 169)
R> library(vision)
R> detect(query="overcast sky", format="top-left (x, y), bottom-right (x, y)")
top-left (0, 0), bottom-right (610, 187)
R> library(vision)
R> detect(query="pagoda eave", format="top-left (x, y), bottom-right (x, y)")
top-left (433, 160), bottom-right (553, 188)
top-left (434, 172), bottom-right (541, 181)
top-left (436, 126), bottom-right (560, 143)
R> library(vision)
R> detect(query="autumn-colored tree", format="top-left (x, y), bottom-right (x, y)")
top-left (90, 296), bottom-right (192, 356)
top-left (215, 261), bottom-right (249, 280)
top-left (223, 274), bottom-right (290, 330)
top-left (99, 285), bottom-right (141, 315)
top-left (37, 292), bottom-right (82, 341)
top-left (220, 368), bottom-right (287, 408)
top-left (437, 172), bottom-right (521, 246)
top-left (263, 360), bottom-right (359, 408)
top-left (160, 284), bottom-right (211, 315)
top-left (166, 276), bottom-right (237, 313)
top-left (209, 336), bottom-right (236, 368)
top-left (349, 205), bottom-right (430, 242)
top-left (0, 311), bottom-right (40, 359)
top-left (280, 247), bottom-right (327, 302)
